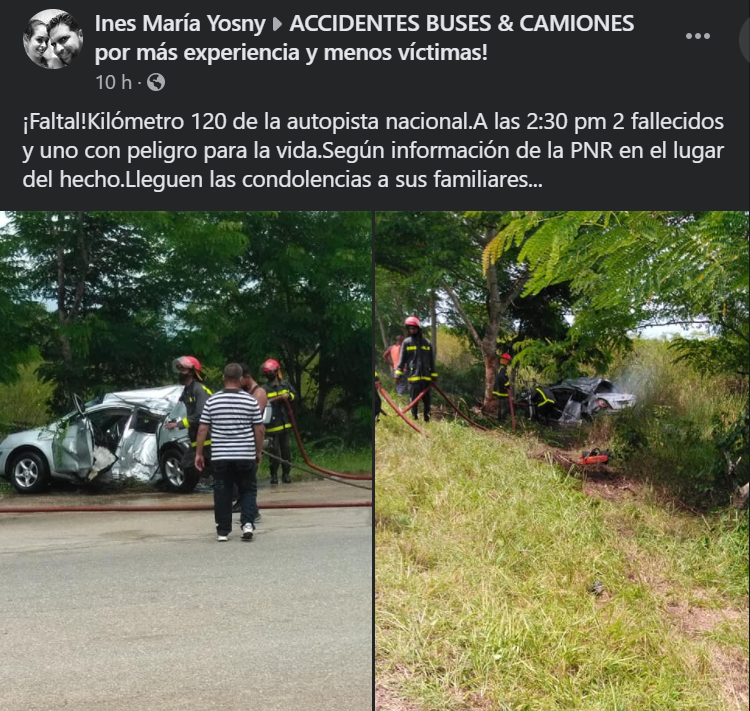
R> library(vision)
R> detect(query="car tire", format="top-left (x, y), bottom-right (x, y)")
top-left (9, 450), bottom-right (51, 494)
top-left (159, 445), bottom-right (199, 493)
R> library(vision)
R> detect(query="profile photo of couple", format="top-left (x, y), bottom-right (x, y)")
top-left (23, 10), bottom-right (82, 69)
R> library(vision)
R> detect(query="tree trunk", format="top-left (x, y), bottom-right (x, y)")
top-left (56, 245), bottom-right (74, 364)
top-left (482, 256), bottom-right (502, 411)
top-left (430, 291), bottom-right (437, 363)
top-left (442, 226), bottom-right (531, 412)
top-left (375, 302), bottom-right (389, 352)
top-left (55, 211), bottom-right (90, 365)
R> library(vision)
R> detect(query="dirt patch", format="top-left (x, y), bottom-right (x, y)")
top-left (582, 473), bottom-right (641, 503)
top-left (375, 684), bottom-right (496, 711)
top-left (665, 602), bottom-right (748, 637)
top-left (711, 644), bottom-right (750, 710)
top-left (664, 599), bottom-right (749, 707)
top-left (529, 446), bottom-right (643, 503)
top-left (375, 685), bottom-right (423, 711)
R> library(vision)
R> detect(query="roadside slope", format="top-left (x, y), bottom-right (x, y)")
top-left (375, 419), bottom-right (749, 711)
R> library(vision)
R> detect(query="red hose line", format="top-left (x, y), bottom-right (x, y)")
top-left (283, 401), bottom-right (372, 480)
top-left (401, 383), bottom-right (432, 413)
top-left (0, 501), bottom-right (372, 514)
top-left (377, 384), bottom-right (430, 437)
top-left (431, 383), bottom-right (489, 431)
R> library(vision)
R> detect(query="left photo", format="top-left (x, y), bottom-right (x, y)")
top-left (0, 210), bottom-right (373, 710)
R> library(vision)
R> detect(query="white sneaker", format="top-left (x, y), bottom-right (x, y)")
top-left (217, 534), bottom-right (229, 542)
top-left (241, 522), bottom-right (255, 541)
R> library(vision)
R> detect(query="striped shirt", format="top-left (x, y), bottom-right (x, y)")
top-left (199, 389), bottom-right (263, 461)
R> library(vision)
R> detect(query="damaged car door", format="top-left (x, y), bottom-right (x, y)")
top-left (111, 407), bottom-right (165, 483)
top-left (51, 395), bottom-right (95, 480)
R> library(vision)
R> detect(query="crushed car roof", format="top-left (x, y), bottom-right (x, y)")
top-left (93, 385), bottom-right (184, 411)
top-left (559, 378), bottom-right (612, 394)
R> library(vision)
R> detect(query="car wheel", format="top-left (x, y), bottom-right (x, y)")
top-left (159, 446), bottom-right (198, 493)
top-left (9, 451), bottom-right (50, 494)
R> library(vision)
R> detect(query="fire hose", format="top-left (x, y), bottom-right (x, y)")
top-left (377, 382), bottom-right (489, 433)
top-left (376, 382), bottom-right (430, 436)
top-left (263, 449), bottom-right (372, 491)
top-left (0, 501), bottom-right (371, 514)
top-left (283, 400), bottom-right (371, 480)
top-left (431, 383), bottom-right (489, 432)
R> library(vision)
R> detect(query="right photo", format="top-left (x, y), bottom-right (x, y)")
top-left (374, 211), bottom-right (749, 711)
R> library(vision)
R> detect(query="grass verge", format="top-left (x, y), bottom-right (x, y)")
top-left (375, 418), bottom-right (748, 711)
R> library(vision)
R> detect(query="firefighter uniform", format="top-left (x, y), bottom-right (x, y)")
top-left (533, 386), bottom-right (556, 424)
top-left (493, 365), bottom-right (511, 421)
top-left (395, 334), bottom-right (438, 421)
top-left (262, 378), bottom-right (298, 484)
top-left (178, 379), bottom-right (214, 473)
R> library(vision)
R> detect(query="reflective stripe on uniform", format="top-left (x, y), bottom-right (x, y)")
top-left (191, 440), bottom-right (212, 447)
top-left (266, 389), bottom-right (292, 398)
top-left (267, 423), bottom-right (292, 433)
top-left (395, 370), bottom-right (403, 376)
top-left (407, 376), bottom-right (432, 382)
top-left (493, 391), bottom-right (509, 397)
top-left (182, 417), bottom-right (189, 428)
top-left (405, 345), bottom-right (417, 351)
top-left (536, 388), bottom-right (554, 406)
top-left (421, 345), bottom-right (431, 351)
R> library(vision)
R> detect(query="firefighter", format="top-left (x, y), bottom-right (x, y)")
top-left (395, 317), bottom-right (438, 422)
top-left (493, 352), bottom-right (512, 422)
top-left (261, 359), bottom-right (298, 484)
top-left (532, 385), bottom-right (557, 425)
top-left (165, 355), bottom-right (214, 481)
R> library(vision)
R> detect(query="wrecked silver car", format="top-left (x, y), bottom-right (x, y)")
top-left (519, 377), bottom-right (636, 425)
top-left (0, 386), bottom-right (197, 494)
top-left (553, 377), bottom-right (636, 423)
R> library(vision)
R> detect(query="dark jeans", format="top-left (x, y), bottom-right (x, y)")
top-left (269, 430), bottom-right (292, 481)
top-left (497, 397), bottom-right (510, 422)
top-left (213, 459), bottom-right (258, 535)
top-left (408, 381), bottom-right (431, 420)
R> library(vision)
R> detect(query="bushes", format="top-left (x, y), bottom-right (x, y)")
top-left (609, 340), bottom-right (748, 507)
top-left (0, 362), bottom-right (54, 437)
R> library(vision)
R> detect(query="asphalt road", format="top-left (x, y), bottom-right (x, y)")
top-left (0, 502), bottom-right (372, 710)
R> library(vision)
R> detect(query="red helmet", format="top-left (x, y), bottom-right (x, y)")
top-left (499, 352), bottom-right (512, 362)
top-left (261, 359), bottom-right (281, 374)
top-left (404, 316), bottom-right (422, 328)
top-left (172, 355), bottom-right (202, 373)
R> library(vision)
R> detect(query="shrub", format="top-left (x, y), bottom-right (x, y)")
top-left (0, 362), bottom-right (54, 437)
top-left (610, 340), bottom-right (748, 506)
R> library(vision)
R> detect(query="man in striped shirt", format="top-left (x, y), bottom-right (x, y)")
top-left (195, 363), bottom-right (265, 542)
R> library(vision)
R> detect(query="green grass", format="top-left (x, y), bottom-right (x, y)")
top-left (256, 442), bottom-right (372, 482)
top-left (375, 418), bottom-right (749, 710)
top-left (307, 444), bottom-right (372, 474)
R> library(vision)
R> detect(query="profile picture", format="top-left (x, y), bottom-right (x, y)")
top-left (23, 10), bottom-right (82, 68)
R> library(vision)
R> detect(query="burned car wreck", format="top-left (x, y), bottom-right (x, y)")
top-left (519, 377), bottom-right (636, 425)
top-left (0, 386), bottom-right (198, 494)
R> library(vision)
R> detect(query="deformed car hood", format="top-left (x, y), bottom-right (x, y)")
top-left (0, 426), bottom-right (55, 445)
